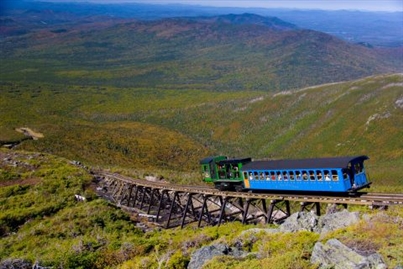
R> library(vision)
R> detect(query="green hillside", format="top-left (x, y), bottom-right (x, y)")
top-left (1, 74), bottom-right (402, 192)
top-left (1, 8), bottom-right (403, 269)
top-left (1, 14), bottom-right (401, 91)
top-left (1, 145), bottom-right (403, 268)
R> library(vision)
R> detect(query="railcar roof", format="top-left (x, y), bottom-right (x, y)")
top-left (200, 156), bottom-right (251, 164)
top-left (218, 158), bottom-right (252, 165)
top-left (242, 156), bottom-right (369, 170)
top-left (200, 156), bottom-right (218, 164)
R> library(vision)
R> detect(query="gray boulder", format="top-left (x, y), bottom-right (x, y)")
top-left (311, 239), bottom-right (387, 269)
top-left (279, 209), bottom-right (361, 235)
top-left (318, 209), bottom-right (360, 235)
top-left (279, 211), bottom-right (320, 233)
top-left (188, 243), bottom-right (247, 269)
top-left (0, 259), bottom-right (32, 269)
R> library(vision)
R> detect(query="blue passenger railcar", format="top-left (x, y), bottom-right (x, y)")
top-left (241, 156), bottom-right (371, 192)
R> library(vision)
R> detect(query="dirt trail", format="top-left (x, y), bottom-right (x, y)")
top-left (15, 127), bottom-right (44, 140)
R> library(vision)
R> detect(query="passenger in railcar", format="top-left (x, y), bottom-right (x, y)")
top-left (332, 171), bottom-right (339, 181)
top-left (354, 163), bottom-right (362, 173)
top-left (310, 171), bottom-right (315, 180)
top-left (234, 166), bottom-right (239, 178)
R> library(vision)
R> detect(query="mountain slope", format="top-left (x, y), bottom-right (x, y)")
top-left (0, 149), bottom-right (402, 269)
top-left (1, 74), bottom-right (402, 191)
top-left (0, 14), bottom-right (401, 91)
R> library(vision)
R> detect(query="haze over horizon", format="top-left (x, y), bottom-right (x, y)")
top-left (33, 0), bottom-right (403, 12)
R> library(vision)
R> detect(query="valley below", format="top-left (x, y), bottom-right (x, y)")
top-left (1, 1), bottom-right (402, 268)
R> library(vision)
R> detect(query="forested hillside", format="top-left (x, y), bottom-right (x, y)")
top-left (1, 12), bottom-right (401, 91)
top-left (1, 74), bottom-right (402, 192)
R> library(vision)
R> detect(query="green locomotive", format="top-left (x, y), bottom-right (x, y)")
top-left (200, 156), bottom-right (252, 191)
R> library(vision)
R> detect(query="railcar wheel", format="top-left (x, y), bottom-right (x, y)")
top-left (234, 185), bottom-right (244, 192)
top-left (214, 183), bottom-right (227, 191)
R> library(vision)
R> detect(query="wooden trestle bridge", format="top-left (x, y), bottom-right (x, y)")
top-left (94, 171), bottom-right (403, 229)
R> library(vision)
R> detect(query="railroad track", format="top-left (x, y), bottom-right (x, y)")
top-left (97, 171), bottom-right (403, 206)
top-left (94, 171), bottom-right (402, 228)
top-left (359, 193), bottom-right (403, 206)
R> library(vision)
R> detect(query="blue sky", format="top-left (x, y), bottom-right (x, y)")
top-left (43, 0), bottom-right (403, 12)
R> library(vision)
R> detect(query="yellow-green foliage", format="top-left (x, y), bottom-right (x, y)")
top-left (0, 74), bottom-right (402, 191)
top-left (203, 231), bottom-right (319, 269)
top-left (1, 150), bottom-right (403, 268)
top-left (0, 150), bottom-right (148, 267)
top-left (0, 150), bottom-right (92, 235)
top-left (118, 222), bottom-right (257, 269)
top-left (256, 232), bottom-right (319, 269)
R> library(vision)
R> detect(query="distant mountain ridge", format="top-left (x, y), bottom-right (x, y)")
top-left (2, 0), bottom-right (402, 47)
top-left (186, 13), bottom-right (297, 30)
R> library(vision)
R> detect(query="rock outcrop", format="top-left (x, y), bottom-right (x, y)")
top-left (189, 210), bottom-right (393, 269)
top-left (279, 209), bottom-right (360, 235)
top-left (318, 210), bottom-right (360, 235)
top-left (279, 211), bottom-right (320, 233)
top-left (188, 243), bottom-right (248, 269)
top-left (311, 239), bottom-right (387, 269)
top-left (0, 259), bottom-right (32, 269)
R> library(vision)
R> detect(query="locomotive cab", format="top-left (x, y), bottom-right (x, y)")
top-left (200, 156), bottom-right (252, 191)
top-left (200, 156), bottom-right (227, 183)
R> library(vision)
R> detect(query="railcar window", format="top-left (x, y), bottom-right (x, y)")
top-left (302, 171), bottom-right (308, 181)
top-left (289, 171), bottom-right (295, 180)
top-left (265, 171), bottom-right (270, 180)
top-left (332, 170), bottom-right (339, 181)
top-left (324, 170), bottom-right (331, 181)
top-left (244, 172), bottom-right (249, 180)
top-left (259, 172), bottom-right (264, 180)
top-left (283, 171), bottom-right (288, 181)
top-left (254, 172), bottom-right (259, 180)
top-left (316, 170), bottom-right (322, 181)
top-left (342, 169), bottom-right (349, 180)
top-left (277, 171), bottom-right (282, 181)
top-left (309, 170), bottom-right (315, 181)
top-left (270, 171), bottom-right (276, 181)
top-left (354, 163), bottom-right (362, 174)
top-left (296, 171), bottom-right (301, 181)
top-left (249, 172), bottom-right (253, 180)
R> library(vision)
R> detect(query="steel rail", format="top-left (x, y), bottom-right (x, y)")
top-left (97, 171), bottom-right (403, 207)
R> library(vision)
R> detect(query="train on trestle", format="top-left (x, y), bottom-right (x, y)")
top-left (200, 155), bottom-right (371, 193)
